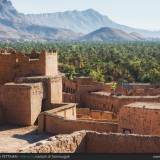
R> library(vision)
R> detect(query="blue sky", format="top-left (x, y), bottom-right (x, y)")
top-left (11, 0), bottom-right (160, 31)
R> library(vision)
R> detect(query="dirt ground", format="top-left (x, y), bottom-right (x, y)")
top-left (0, 125), bottom-right (52, 153)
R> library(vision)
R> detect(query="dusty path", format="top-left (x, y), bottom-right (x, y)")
top-left (0, 125), bottom-right (51, 153)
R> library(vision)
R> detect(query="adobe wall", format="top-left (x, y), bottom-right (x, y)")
top-left (44, 52), bottom-right (58, 76)
top-left (81, 93), bottom-right (160, 113)
top-left (1, 82), bottom-right (43, 125)
top-left (15, 75), bottom-right (63, 105)
top-left (62, 79), bottom-right (160, 106)
top-left (63, 93), bottom-right (76, 103)
top-left (48, 76), bottom-right (62, 104)
top-left (81, 93), bottom-right (111, 111)
top-left (0, 51), bottom-right (58, 84)
top-left (112, 95), bottom-right (160, 113)
top-left (20, 130), bottom-right (87, 153)
top-left (38, 112), bottom-right (118, 135)
top-left (116, 83), bottom-right (160, 96)
top-left (87, 132), bottom-right (160, 153)
top-left (77, 108), bottom-right (117, 122)
top-left (0, 107), bottom-right (4, 124)
top-left (38, 103), bottom-right (77, 132)
top-left (20, 130), bottom-right (160, 153)
top-left (30, 83), bottom-right (44, 125)
top-left (118, 106), bottom-right (160, 135)
top-left (46, 103), bottom-right (77, 120)
top-left (63, 77), bottom-right (77, 93)
top-left (62, 77), bottom-right (108, 104)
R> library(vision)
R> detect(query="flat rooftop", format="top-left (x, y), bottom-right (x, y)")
top-left (125, 102), bottom-right (160, 110)
top-left (15, 75), bottom-right (62, 83)
top-left (125, 83), bottom-right (151, 86)
top-left (114, 95), bottom-right (160, 99)
top-left (3, 82), bottom-right (42, 89)
top-left (91, 91), bottom-right (111, 96)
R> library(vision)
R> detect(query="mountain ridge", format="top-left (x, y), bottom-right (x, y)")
top-left (25, 8), bottom-right (160, 38)
top-left (0, 0), bottom-right (160, 41)
top-left (0, 0), bottom-right (81, 41)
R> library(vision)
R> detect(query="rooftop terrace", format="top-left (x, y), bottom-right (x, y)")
top-left (125, 102), bottom-right (160, 110)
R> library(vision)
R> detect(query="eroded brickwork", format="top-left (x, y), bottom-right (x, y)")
top-left (63, 78), bottom-right (160, 113)
top-left (0, 50), bottom-right (62, 126)
top-left (20, 130), bottom-right (160, 153)
top-left (118, 102), bottom-right (160, 135)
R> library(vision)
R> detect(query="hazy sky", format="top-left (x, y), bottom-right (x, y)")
top-left (11, 0), bottom-right (160, 31)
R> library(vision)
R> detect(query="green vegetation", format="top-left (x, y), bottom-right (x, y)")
top-left (0, 41), bottom-right (160, 84)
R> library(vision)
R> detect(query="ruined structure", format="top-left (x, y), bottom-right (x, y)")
top-left (63, 77), bottom-right (160, 113)
top-left (21, 130), bottom-right (160, 153)
top-left (0, 48), bottom-right (160, 153)
top-left (0, 49), bottom-right (63, 125)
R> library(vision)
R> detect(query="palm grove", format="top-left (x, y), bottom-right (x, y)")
top-left (0, 42), bottom-right (160, 84)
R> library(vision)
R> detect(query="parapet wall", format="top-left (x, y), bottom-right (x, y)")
top-left (112, 95), bottom-right (160, 112)
top-left (81, 93), bottom-right (160, 113)
top-left (0, 51), bottom-right (58, 84)
top-left (77, 108), bottom-right (117, 122)
top-left (38, 105), bottom-right (118, 134)
top-left (38, 103), bottom-right (77, 132)
top-left (63, 78), bottom-right (160, 107)
top-left (20, 130), bottom-right (160, 153)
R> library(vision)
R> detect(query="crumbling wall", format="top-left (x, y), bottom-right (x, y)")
top-left (20, 130), bottom-right (160, 153)
top-left (20, 131), bottom-right (87, 153)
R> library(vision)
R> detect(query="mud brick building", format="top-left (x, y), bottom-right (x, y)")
top-left (0, 50), bottom-right (63, 125)
top-left (118, 102), bottom-right (160, 135)
top-left (63, 77), bottom-right (160, 113)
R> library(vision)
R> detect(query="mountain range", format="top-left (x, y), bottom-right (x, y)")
top-left (0, 0), bottom-right (160, 42)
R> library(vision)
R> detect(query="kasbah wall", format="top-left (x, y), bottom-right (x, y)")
top-left (21, 130), bottom-right (160, 153)
top-left (0, 50), bottom-right (58, 84)
top-left (0, 48), bottom-right (160, 154)
top-left (0, 49), bottom-right (63, 126)
top-left (118, 103), bottom-right (160, 136)
top-left (62, 77), bottom-right (160, 113)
